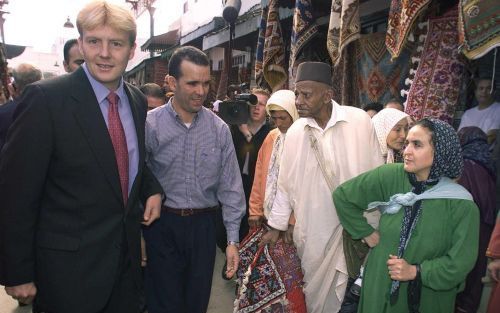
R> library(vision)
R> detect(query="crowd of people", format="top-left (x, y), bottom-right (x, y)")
top-left (0, 1), bottom-right (499, 313)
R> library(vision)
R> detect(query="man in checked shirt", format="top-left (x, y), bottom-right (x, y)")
top-left (143, 45), bottom-right (246, 313)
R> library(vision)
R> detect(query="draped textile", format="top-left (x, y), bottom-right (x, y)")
top-left (458, 0), bottom-right (500, 59)
top-left (289, 0), bottom-right (318, 87)
top-left (263, 0), bottom-right (287, 92)
top-left (235, 226), bottom-right (307, 313)
top-left (404, 10), bottom-right (466, 124)
top-left (263, 133), bottom-right (284, 218)
top-left (255, 5), bottom-right (270, 90)
top-left (358, 33), bottom-right (412, 105)
top-left (327, 0), bottom-right (360, 66)
top-left (332, 42), bottom-right (360, 107)
top-left (385, 0), bottom-right (431, 59)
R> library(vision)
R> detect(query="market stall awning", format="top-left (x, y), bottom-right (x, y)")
top-left (141, 29), bottom-right (179, 53)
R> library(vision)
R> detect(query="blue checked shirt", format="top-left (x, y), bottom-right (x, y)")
top-left (145, 101), bottom-right (245, 242)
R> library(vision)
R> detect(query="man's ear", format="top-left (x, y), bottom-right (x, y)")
top-left (168, 75), bottom-right (177, 91)
top-left (323, 88), bottom-right (333, 103)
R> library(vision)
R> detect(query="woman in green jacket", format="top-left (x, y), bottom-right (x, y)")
top-left (334, 118), bottom-right (479, 313)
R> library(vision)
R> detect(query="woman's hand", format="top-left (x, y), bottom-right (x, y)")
top-left (387, 254), bottom-right (417, 281)
top-left (363, 230), bottom-right (380, 248)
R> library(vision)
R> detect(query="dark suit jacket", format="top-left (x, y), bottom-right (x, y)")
top-left (0, 67), bottom-right (163, 313)
top-left (0, 99), bottom-right (17, 152)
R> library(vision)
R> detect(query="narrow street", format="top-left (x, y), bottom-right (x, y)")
top-left (0, 247), bottom-right (236, 313)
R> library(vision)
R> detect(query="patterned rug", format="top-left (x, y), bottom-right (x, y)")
top-left (235, 226), bottom-right (306, 313)
top-left (332, 42), bottom-right (360, 107)
top-left (405, 9), bottom-right (465, 124)
top-left (289, 0), bottom-right (319, 87)
top-left (358, 32), bottom-right (412, 105)
top-left (386, 0), bottom-right (431, 59)
top-left (327, 0), bottom-right (360, 66)
top-left (458, 0), bottom-right (500, 59)
top-left (255, 5), bottom-right (271, 91)
top-left (263, 0), bottom-right (287, 92)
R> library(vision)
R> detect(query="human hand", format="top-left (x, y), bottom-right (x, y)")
top-left (387, 254), bottom-right (417, 281)
top-left (488, 259), bottom-right (500, 282)
top-left (248, 215), bottom-right (263, 228)
top-left (487, 129), bottom-right (497, 145)
top-left (363, 230), bottom-right (380, 248)
top-left (5, 282), bottom-right (37, 304)
top-left (284, 224), bottom-right (294, 244)
top-left (142, 193), bottom-right (162, 226)
top-left (259, 228), bottom-right (280, 248)
top-left (238, 124), bottom-right (252, 142)
top-left (225, 244), bottom-right (239, 279)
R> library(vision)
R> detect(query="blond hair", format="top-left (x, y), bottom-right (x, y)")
top-left (77, 0), bottom-right (136, 45)
top-left (251, 88), bottom-right (271, 98)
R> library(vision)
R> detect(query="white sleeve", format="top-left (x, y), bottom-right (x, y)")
top-left (267, 184), bottom-right (292, 231)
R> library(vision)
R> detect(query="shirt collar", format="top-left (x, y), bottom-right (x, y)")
top-left (165, 98), bottom-right (203, 124)
top-left (305, 100), bottom-right (347, 131)
top-left (82, 63), bottom-right (126, 104)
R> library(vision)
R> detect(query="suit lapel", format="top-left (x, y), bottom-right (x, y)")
top-left (124, 83), bottom-right (144, 212)
top-left (69, 68), bottom-right (123, 204)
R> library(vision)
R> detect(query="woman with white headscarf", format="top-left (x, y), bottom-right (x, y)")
top-left (236, 90), bottom-right (306, 313)
top-left (372, 108), bottom-right (410, 164)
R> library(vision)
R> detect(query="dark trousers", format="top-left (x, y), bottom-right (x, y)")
top-left (143, 211), bottom-right (217, 313)
top-left (33, 237), bottom-right (141, 313)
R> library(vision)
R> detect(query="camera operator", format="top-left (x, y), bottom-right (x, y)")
top-left (216, 88), bottom-right (271, 271)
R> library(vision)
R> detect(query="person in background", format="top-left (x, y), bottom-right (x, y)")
top-left (0, 2), bottom-right (163, 312)
top-left (459, 77), bottom-right (500, 144)
top-left (334, 118), bottom-right (479, 313)
top-left (143, 46), bottom-right (245, 313)
top-left (63, 38), bottom-right (84, 73)
top-left (216, 88), bottom-right (271, 261)
top-left (0, 63), bottom-right (42, 152)
top-left (384, 98), bottom-right (405, 111)
top-left (248, 89), bottom-right (299, 229)
top-left (486, 213), bottom-right (500, 313)
top-left (362, 102), bottom-right (383, 118)
top-left (260, 62), bottom-right (382, 313)
top-left (455, 127), bottom-right (496, 313)
top-left (139, 83), bottom-right (166, 111)
top-left (238, 89), bottom-right (306, 312)
top-left (372, 108), bottom-right (409, 164)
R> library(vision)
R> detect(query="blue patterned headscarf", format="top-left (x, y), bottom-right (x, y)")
top-left (408, 118), bottom-right (463, 184)
top-left (458, 126), bottom-right (496, 177)
top-left (395, 118), bottom-right (463, 312)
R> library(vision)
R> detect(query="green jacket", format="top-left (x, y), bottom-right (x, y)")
top-left (334, 163), bottom-right (479, 313)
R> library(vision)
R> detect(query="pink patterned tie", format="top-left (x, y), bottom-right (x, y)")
top-left (107, 92), bottom-right (129, 205)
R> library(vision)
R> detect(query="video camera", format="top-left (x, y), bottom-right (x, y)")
top-left (219, 93), bottom-right (257, 125)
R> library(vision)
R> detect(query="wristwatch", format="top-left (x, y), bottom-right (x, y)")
top-left (227, 241), bottom-right (239, 247)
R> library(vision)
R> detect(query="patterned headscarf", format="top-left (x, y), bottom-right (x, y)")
top-left (408, 118), bottom-right (463, 184)
top-left (395, 118), bottom-right (462, 312)
top-left (458, 126), bottom-right (496, 177)
top-left (372, 108), bottom-right (409, 163)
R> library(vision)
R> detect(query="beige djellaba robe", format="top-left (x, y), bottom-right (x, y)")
top-left (267, 101), bottom-right (383, 313)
